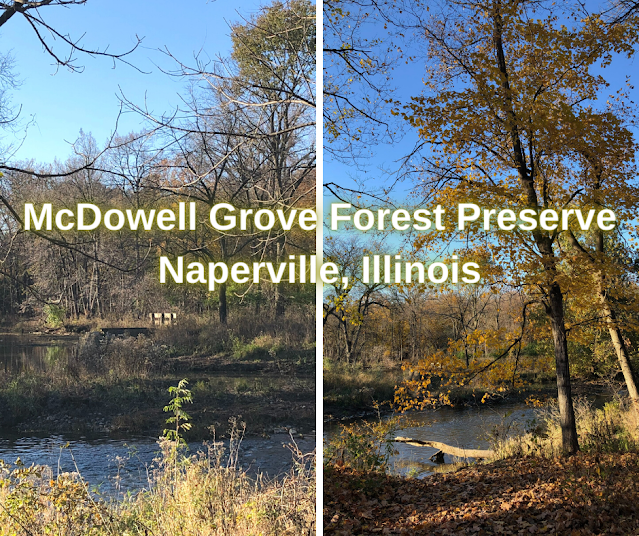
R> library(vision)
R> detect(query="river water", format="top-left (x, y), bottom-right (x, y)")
top-left (0, 432), bottom-right (316, 497)
top-left (0, 333), bottom-right (75, 373)
top-left (0, 334), bottom-right (316, 497)
top-left (1, 335), bottom-right (607, 489)
top-left (326, 389), bottom-right (618, 478)
top-left (0, 433), bottom-right (159, 495)
top-left (0, 332), bottom-right (156, 495)
top-left (325, 404), bottom-right (539, 478)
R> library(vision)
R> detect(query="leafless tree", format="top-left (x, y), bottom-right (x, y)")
top-left (0, 0), bottom-right (141, 72)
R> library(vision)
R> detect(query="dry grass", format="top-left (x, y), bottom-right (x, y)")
top-left (0, 437), bottom-right (315, 536)
top-left (493, 397), bottom-right (639, 459)
top-left (157, 308), bottom-right (315, 357)
top-left (323, 361), bottom-right (406, 412)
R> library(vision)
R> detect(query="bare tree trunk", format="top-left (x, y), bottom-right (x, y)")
top-left (342, 323), bottom-right (352, 364)
top-left (594, 231), bottom-right (639, 412)
top-left (565, 224), bottom-right (639, 413)
top-left (394, 437), bottom-right (494, 459)
top-left (548, 283), bottom-right (579, 455)
top-left (274, 240), bottom-right (285, 317)
top-left (218, 282), bottom-right (227, 325)
top-left (219, 237), bottom-right (228, 324)
top-left (598, 284), bottom-right (639, 409)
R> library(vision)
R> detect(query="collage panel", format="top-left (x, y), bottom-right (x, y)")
top-left (4, 0), bottom-right (639, 533)
top-left (0, 1), bottom-right (317, 534)
top-left (323, 1), bottom-right (639, 535)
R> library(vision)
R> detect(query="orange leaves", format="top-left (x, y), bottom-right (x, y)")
top-left (397, 0), bottom-right (639, 301)
top-left (394, 322), bottom-right (538, 412)
top-left (525, 395), bottom-right (547, 408)
top-left (324, 453), bottom-right (639, 535)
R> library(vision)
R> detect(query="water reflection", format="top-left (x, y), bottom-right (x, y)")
top-left (0, 334), bottom-right (75, 373)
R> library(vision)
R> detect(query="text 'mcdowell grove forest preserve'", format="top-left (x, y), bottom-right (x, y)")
top-left (23, 201), bottom-right (618, 289)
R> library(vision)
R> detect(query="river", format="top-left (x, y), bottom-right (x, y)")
top-left (0, 431), bottom-right (316, 497)
top-left (0, 334), bottom-right (316, 497)
top-left (325, 387), bottom-right (619, 478)
top-left (0, 333), bottom-right (76, 373)
top-left (325, 404), bottom-right (540, 477)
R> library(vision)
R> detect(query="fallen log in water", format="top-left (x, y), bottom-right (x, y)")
top-left (394, 436), bottom-right (494, 459)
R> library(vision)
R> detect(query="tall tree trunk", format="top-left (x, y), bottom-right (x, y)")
top-left (493, 4), bottom-right (579, 454)
top-left (274, 240), bottom-right (285, 317)
top-left (601, 298), bottom-right (639, 407)
top-left (274, 288), bottom-right (285, 317)
top-left (219, 237), bottom-right (228, 324)
top-left (491, 1), bottom-right (579, 452)
top-left (567, 223), bottom-right (639, 413)
top-left (548, 283), bottom-right (579, 454)
top-left (218, 282), bottom-right (227, 325)
top-left (594, 230), bottom-right (639, 412)
top-left (341, 320), bottom-right (354, 364)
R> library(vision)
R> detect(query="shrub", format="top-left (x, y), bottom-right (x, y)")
top-left (163, 378), bottom-right (192, 444)
top-left (43, 304), bottom-right (65, 328)
top-left (252, 334), bottom-right (285, 357)
top-left (0, 461), bottom-right (111, 535)
top-left (495, 397), bottom-right (639, 459)
top-left (324, 414), bottom-right (408, 472)
top-left (74, 333), bottom-right (166, 378)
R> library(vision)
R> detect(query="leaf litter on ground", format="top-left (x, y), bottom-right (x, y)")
top-left (324, 452), bottom-right (639, 535)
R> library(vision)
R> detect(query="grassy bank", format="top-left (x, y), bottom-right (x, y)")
top-left (490, 396), bottom-right (638, 458)
top-left (1, 438), bottom-right (315, 535)
top-left (1, 367), bottom-right (315, 438)
top-left (323, 359), bottom-right (610, 419)
top-left (323, 361), bottom-right (406, 418)
top-left (1, 311), bottom-right (317, 534)
top-left (0, 311), bottom-right (315, 438)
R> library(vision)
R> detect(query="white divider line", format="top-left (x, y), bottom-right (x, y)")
top-left (315, 0), bottom-right (324, 533)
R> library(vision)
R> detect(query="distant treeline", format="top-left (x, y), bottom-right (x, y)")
top-left (0, 0), bottom-right (316, 325)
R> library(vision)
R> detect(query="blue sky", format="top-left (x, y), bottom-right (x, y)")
top-left (324, 4), bottom-right (639, 207)
top-left (0, 0), bottom-right (267, 164)
top-left (323, 2), bottom-right (639, 258)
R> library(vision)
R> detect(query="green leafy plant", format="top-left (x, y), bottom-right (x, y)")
top-left (324, 414), bottom-right (409, 473)
top-left (230, 334), bottom-right (263, 360)
top-left (0, 459), bottom-right (110, 535)
top-left (163, 379), bottom-right (193, 444)
top-left (43, 304), bottom-right (65, 328)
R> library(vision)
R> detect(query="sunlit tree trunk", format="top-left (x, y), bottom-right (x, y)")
top-left (594, 231), bottom-right (639, 413)
top-left (548, 284), bottom-right (580, 454)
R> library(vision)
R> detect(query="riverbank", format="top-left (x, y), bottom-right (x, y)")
top-left (1, 349), bottom-right (315, 439)
top-left (323, 363), bottom-right (405, 420)
top-left (324, 452), bottom-right (639, 534)
top-left (323, 359), bottom-right (614, 423)
top-left (325, 393), bottom-right (639, 534)
top-left (1, 314), bottom-right (316, 440)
